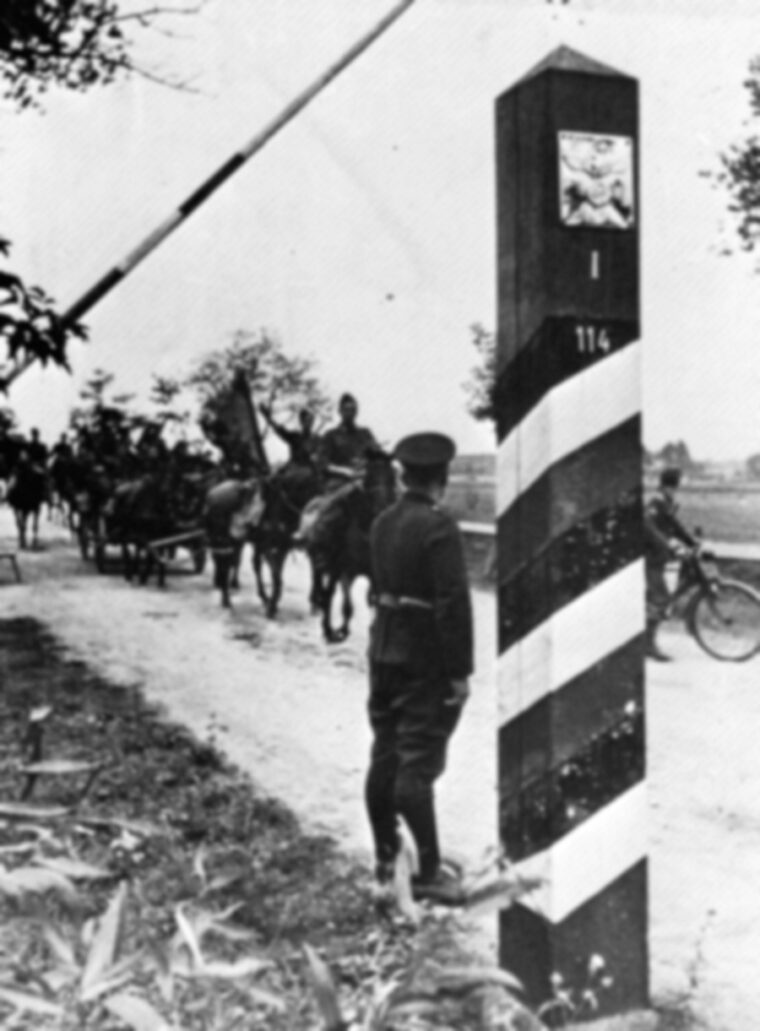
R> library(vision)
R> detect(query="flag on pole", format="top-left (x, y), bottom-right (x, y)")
top-left (201, 369), bottom-right (269, 474)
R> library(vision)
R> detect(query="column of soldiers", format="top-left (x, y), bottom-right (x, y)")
top-left (1, 397), bottom-right (477, 906)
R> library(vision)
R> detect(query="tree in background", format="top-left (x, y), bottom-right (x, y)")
top-left (711, 57), bottom-right (760, 257)
top-left (68, 367), bottom-right (141, 443)
top-left (185, 328), bottom-right (333, 446)
top-left (462, 323), bottom-right (497, 426)
top-left (656, 440), bottom-right (695, 472)
top-left (746, 453), bottom-right (760, 480)
top-left (0, 0), bottom-right (196, 108)
top-left (148, 374), bottom-right (190, 433)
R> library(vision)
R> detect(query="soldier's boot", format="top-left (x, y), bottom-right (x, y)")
top-left (412, 867), bottom-right (467, 907)
top-left (397, 793), bottom-right (468, 908)
top-left (646, 620), bottom-right (671, 662)
top-left (371, 855), bottom-right (397, 911)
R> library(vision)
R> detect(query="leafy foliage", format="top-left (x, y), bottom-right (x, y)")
top-left (0, 0), bottom-right (196, 109)
top-left (67, 367), bottom-right (142, 439)
top-left (712, 58), bottom-right (760, 257)
top-left (462, 323), bottom-right (497, 426)
top-left (185, 328), bottom-right (334, 441)
top-left (0, 241), bottom-right (87, 383)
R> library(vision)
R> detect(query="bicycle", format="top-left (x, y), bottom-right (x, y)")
top-left (664, 547), bottom-right (760, 662)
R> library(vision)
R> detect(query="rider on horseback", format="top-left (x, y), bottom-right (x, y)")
top-left (319, 393), bottom-right (379, 482)
top-left (303, 393), bottom-right (380, 567)
top-left (259, 403), bottom-right (322, 496)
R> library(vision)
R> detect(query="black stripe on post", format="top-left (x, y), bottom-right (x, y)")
top-left (499, 634), bottom-right (644, 807)
top-left (500, 860), bottom-right (649, 1012)
top-left (495, 316), bottom-right (639, 441)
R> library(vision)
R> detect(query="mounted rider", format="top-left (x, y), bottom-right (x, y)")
top-left (260, 403), bottom-right (322, 493)
top-left (319, 393), bottom-right (379, 483)
top-left (26, 428), bottom-right (48, 473)
top-left (301, 393), bottom-right (381, 564)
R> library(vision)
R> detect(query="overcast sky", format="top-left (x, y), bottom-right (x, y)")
top-left (2, 0), bottom-right (760, 460)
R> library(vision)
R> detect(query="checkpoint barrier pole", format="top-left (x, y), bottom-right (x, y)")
top-left (2, 0), bottom-right (418, 391)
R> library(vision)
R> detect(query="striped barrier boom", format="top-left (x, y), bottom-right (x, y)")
top-left (2, 0), bottom-right (417, 391)
top-left (494, 48), bottom-right (648, 1013)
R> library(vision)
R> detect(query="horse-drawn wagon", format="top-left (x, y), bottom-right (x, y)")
top-left (92, 471), bottom-right (209, 584)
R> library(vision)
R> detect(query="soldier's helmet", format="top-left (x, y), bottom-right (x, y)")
top-left (660, 466), bottom-right (682, 489)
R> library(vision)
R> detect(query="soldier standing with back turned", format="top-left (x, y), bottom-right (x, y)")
top-left (366, 432), bottom-right (473, 906)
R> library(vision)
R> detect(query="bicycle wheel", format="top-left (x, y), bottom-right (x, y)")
top-left (690, 579), bottom-right (760, 661)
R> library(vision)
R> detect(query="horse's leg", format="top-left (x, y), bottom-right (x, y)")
top-left (156, 551), bottom-right (167, 589)
top-left (213, 550), bottom-right (232, 608)
top-left (266, 548), bottom-right (286, 619)
top-left (230, 542), bottom-right (242, 590)
top-left (321, 572), bottom-right (342, 644)
top-left (341, 575), bottom-right (354, 640)
top-left (32, 508), bottom-right (40, 549)
top-left (138, 545), bottom-right (151, 586)
top-left (252, 542), bottom-right (268, 609)
top-left (309, 564), bottom-right (321, 614)
top-left (309, 559), bottom-right (327, 615)
top-left (330, 574), bottom-right (354, 642)
top-left (16, 510), bottom-right (26, 550)
top-left (122, 543), bottom-right (134, 582)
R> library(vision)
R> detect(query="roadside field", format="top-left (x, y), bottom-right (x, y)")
top-left (445, 475), bottom-right (494, 526)
top-left (446, 473), bottom-right (760, 550)
top-left (679, 486), bottom-right (760, 544)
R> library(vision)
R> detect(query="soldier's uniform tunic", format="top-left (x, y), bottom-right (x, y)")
top-left (320, 423), bottom-right (378, 469)
top-left (366, 489), bottom-right (474, 879)
top-left (644, 487), bottom-right (695, 625)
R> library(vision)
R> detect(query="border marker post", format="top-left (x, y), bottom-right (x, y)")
top-left (495, 46), bottom-right (647, 1015)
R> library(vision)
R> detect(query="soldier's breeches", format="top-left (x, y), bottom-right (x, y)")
top-left (366, 665), bottom-right (462, 879)
top-left (645, 561), bottom-right (670, 623)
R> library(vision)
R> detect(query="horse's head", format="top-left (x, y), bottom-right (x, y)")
top-left (361, 447), bottom-right (397, 518)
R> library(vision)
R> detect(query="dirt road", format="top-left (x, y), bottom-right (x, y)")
top-left (0, 509), bottom-right (497, 887)
top-left (2, 509), bottom-right (760, 1029)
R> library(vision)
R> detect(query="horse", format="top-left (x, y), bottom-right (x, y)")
top-left (6, 455), bottom-right (49, 550)
top-left (251, 465), bottom-right (321, 619)
top-left (305, 450), bottom-right (397, 643)
top-left (203, 477), bottom-right (264, 608)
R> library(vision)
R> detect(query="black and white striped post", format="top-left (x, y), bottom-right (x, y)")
top-left (495, 48), bottom-right (647, 1014)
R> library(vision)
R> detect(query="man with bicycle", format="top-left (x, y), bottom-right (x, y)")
top-left (645, 466), bottom-right (697, 661)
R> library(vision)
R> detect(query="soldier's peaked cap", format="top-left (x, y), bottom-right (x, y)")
top-left (393, 432), bottom-right (456, 467)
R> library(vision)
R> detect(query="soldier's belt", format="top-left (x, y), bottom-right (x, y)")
top-left (377, 593), bottom-right (434, 611)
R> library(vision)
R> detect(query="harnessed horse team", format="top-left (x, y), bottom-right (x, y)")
top-left (0, 395), bottom-right (398, 643)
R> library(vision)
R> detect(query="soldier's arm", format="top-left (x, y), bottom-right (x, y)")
top-left (426, 517), bottom-right (474, 682)
top-left (645, 497), bottom-right (678, 558)
top-left (649, 496), bottom-right (696, 549)
top-left (260, 407), bottom-right (294, 446)
top-left (663, 508), bottom-right (697, 547)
